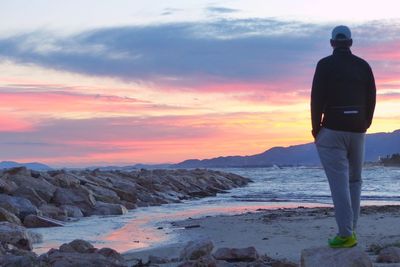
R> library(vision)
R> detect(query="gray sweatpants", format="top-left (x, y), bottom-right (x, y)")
top-left (316, 127), bottom-right (365, 237)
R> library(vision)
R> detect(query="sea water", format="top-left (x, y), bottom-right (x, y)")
top-left (32, 166), bottom-right (400, 254)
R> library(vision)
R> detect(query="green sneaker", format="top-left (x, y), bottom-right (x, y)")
top-left (328, 233), bottom-right (357, 248)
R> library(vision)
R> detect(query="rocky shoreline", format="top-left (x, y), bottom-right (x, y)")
top-left (0, 167), bottom-right (251, 266)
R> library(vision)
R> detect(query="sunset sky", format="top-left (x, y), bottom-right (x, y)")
top-left (1, 0), bottom-right (400, 167)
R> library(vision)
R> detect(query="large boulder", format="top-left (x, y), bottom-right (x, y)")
top-left (0, 222), bottom-right (33, 250)
top-left (60, 205), bottom-right (84, 218)
top-left (59, 239), bottom-right (94, 253)
top-left (111, 181), bottom-right (138, 203)
top-left (213, 247), bottom-right (259, 262)
top-left (0, 177), bottom-right (18, 194)
top-left (0, 194), bottom-right (39, 220)
top-left (0, 252), bottom-right (40, 267)
top-left (12, 187), bottom-right (46, 207)
top-left (39, 204), bottom-right (68, 221)
top-left (180, 239), bottom-right (214, 260)
top-left (84, 184), bottom-right (121, 204)
top-left (87, 202), bottom-right (128, 216)
top-left (178, 255), bottom-right (218, 267)
top-left (39, 239), bottom-right (127, 267)
top-left (4, 169), bottom-right (56, 202)
top-left (377, 246), bottom-right (400, 263)
top-left (50, 172), bottom-right (81, 188)
top-left (3, 167), bottom-right (31, 177)
top-left (0, 207), bottom-right (22, 225)
top-left (52, 187), bottom-right (96, 215)
top-left (300, 246), bottom-right (372, 267)
top-left (23, 214), bottom-right (64, 228)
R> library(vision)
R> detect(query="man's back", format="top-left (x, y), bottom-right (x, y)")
top-left (311, 47), bottom-right (376, 133)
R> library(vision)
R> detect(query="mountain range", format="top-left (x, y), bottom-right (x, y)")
top-left (0, 161), bottom-right (52, 171)
top-left (173, 129), bottom-right (400, 168)
top-left (1, 130), bottom-right (399, 170)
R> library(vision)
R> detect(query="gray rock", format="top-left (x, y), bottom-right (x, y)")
top-left (3, 167), bottom-right (31, 177)
top-left (87, 202), bottom-right (128, 216)
top-left (112, 181), bottom-right (138, 203)
top-left (0, 177), bottom-right (18, 194)
top-left (12, 186), bottom-right (46, 207)
top-left (59, 239), bottom-right (94, 253)
top-left (178, 255), bottom-right (218, 267)
top-left (0, 206), bottom-right (22, 225)
top-left (149, 254), bottom-right (170, 264)
top-left (213, 247), bottom-right (259, 262)
top-left (27, 231), bottom-right (43, 244)
top-left (0, 194), bottom-right (39, 220)
top-left (41, 251), bottom-right (126, 266)
top-left (0, 253), bottom-right (41, 267)
top-left (60, 205), bottom-right (84, 218)
top-left (51, 173), bottom-right (81, 188)
top-left (40, 239), bottom-right (127, 267)
top-left (0, 221), bottom-right (33, 250)
top-left (39, 204), bottom-right (68, 221)
top-left (23, 214), bottom-right (64, 228)
top-left (300, 246), bottom-right (372, 267)
top-left (97, 247), bottom-right (126, 264)
top-left (84, 184), bottom-right (121, 204)
top-left (271, 261), bottom-right (298, 267)
top-left (52, 187), bottom-right (96, 215)
top-left (377, 246), bottom-right (400, 263)
top-left (180, 239), bottom-right (214, 260)
top-left (5, 171), bottom-right (56, 202)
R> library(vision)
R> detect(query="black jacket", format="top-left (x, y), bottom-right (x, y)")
top-left (311, 47), bottom-right (376, 134)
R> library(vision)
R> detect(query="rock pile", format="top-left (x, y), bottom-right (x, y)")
top-left (0, 167), bottom-right (251, 227)
top-left (0, 167), bottom-right (251, 265)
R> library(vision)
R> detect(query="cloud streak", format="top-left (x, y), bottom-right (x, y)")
top-left (0, 19), bottom-right (329, 90)
top-left (1, 19), bottom-right (399, 93)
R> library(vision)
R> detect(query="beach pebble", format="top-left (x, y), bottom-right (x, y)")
top-left (180, 239), bottom-right (214, 260)
top-left (213, 246), bottom-right (259, 262)
top-left (300, 246), bottom-right (372, 267)
top-left (377, 246), bottom-right (400, 263)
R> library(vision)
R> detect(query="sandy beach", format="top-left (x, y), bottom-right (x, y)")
top-left (124, 205), bottom-right (400, 265)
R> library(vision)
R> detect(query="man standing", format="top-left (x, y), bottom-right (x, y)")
top-left (311, 25), bottom-right (376, 248)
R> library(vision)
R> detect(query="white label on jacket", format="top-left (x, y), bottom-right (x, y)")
top-left (343, 110), bottom-right (359, 114)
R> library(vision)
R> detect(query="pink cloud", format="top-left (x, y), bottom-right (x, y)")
top-left (0, 115), bottom-right (33, 132)
top-left (0, 90), bottom-right (186, 115)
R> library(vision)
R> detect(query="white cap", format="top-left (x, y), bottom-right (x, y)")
top-left (331, 25), bottom-right (351, 40)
